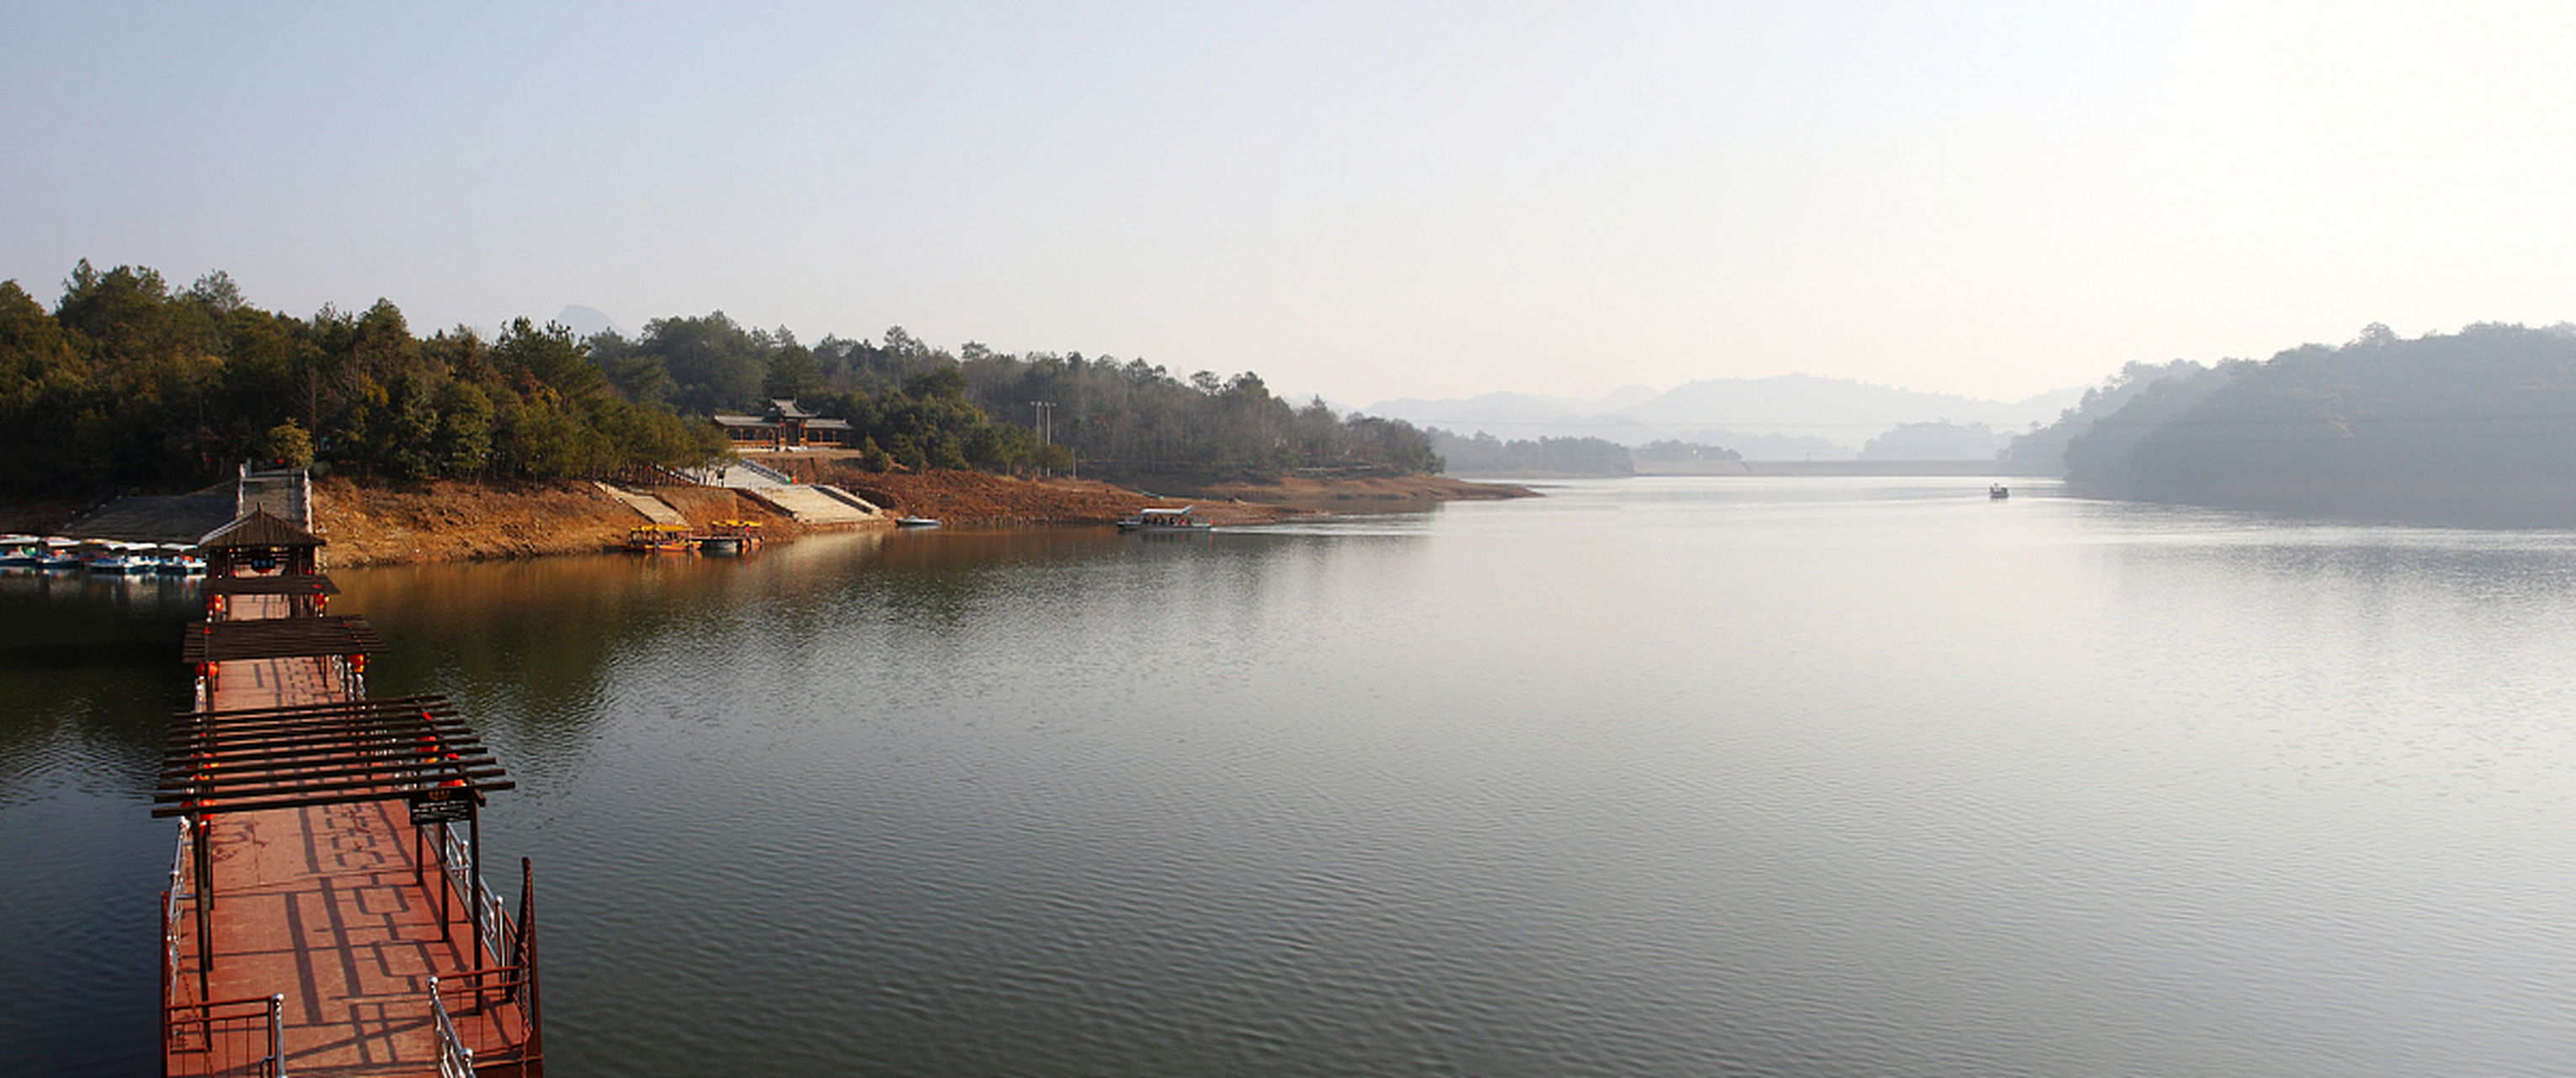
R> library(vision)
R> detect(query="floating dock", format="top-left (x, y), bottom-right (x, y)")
top-left (155, 508), bottom-right (541, 1076)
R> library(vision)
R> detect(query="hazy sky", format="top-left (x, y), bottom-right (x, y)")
top-left (6, 3), bottom-right (2571, 405)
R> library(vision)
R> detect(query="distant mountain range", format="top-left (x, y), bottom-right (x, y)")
top-left (1360, 375), bottom-right (2086, 461)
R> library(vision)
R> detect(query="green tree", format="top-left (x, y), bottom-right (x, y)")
top-left (434, 381), bottom-right (495, 475)
top-left (903, 365), bottom-right (968, 400)
top-left (263, 420), bottom-right (314, 468)
top-left (764, 335), bottom-right (822, 401)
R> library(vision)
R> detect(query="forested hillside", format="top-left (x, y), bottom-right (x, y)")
top-left (2033, 323), bottom-right (2576, 526)
top-left (0, 262), bottom-right (1441, 497)
top-left (593, 316), bottom-right (1437, 475)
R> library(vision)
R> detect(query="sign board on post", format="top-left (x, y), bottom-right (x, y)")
top-left (409, 787), bottom-right (473, 825)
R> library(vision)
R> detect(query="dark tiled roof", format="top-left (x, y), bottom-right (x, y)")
top-left (199, 508), bottom-right (325, 549)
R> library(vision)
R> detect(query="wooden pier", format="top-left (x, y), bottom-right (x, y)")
top-left (156, 507), bottom-right (541, 1077)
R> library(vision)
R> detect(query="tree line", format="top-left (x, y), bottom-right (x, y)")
top-left (0, 262), bottom-right (1444, 497)
top-left (2011, 322), bottom-right (2576, 526)
top-left (589, 312), bottom-right (1440, 475)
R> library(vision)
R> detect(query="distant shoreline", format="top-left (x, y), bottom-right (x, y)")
top-left (0, 467), bottom-right (1535, 568)
top-left (1442, 460), bottom-right (2042, 479)
top-left (1631, 459), bottom-right (2036, 478)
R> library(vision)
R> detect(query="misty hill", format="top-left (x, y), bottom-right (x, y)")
top-left (2051, 323), bottom-right (2576, 527)
top-left (1618, 375), bottom-right (2077, 449)
top-left (1367, 376), bottom-right (2083, 460)
top-left (1360, 390), bottom-right (1660, 444)
top-left (556, 304), bottom-right (625, 339)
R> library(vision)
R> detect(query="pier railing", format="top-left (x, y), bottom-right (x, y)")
top-left (733, 456), bottom-right (795, 484)
top-left (426, 819), bottom-right (520, 969)
top-left (429, 963), bottom-right (540, 1078)
top-left (163, 820), bottom-right (189, 1008)
top-left (429, 978), bottom-right (475, 1078)
top-left (162, 993), bottom-right (281, 1078)
top-left (163, 817), bottom-right (284, 1077)
top-left (421, 826), bottom-right (543, 1075)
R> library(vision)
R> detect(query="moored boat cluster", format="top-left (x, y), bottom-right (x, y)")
top-left (0, 534), bottom-right (205, 574)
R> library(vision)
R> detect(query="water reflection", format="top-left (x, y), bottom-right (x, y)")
top-left (17, 484), bottom-right (2576, 1075)
top-left (0, 570), bottom-right (196, 1077)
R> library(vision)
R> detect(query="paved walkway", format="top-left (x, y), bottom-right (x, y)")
top-left (238, 469), bottom-right (311, 527)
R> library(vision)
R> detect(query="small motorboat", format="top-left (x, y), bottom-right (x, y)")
top-left (1988, 484), bottom-right (2010, 500)
top-left (86, 541), bottom-right (155, 574)
top-left (626, 524), bottom-right (694, 552)
top-left (1118, 506), bottom-right (1214, 532)
top-left (699, 520), bottom-right (762, 554)
top-left (896, 516), bottom-right (941, 528)
top-left (37, 537), bottom-right (82, 569)
top-left (152, 543), bottom-right (204, 574)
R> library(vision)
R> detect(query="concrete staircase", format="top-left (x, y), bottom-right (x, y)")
top-left (594, 483), bottom-right (689, 526)
top-left (737, 483), bottom-right (881, 525)
top-left (237, 467), bottom-right (311, 527)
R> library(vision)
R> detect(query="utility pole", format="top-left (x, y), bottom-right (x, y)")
top-left (1030, 401), bottom-right (1056, 476)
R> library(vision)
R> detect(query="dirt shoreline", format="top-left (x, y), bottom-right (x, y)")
top-left (0, 467), bottom-right (1535, 568)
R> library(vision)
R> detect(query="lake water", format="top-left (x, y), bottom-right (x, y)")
top-left (9, 477), bottom-right (2576, 1075)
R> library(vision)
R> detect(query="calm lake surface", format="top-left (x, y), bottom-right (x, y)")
top-left (10, 476), bottom-right (2576, 1075)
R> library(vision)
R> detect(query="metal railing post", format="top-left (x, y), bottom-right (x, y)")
top-left (268, 993), bottom-right (284, 1077)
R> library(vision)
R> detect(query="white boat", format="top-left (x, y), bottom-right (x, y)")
top-left (1117, 506), bottom-right (1213, 532)
top-left (36, 537), bottom-right (82, 569)
top-left (0, 535), bottom-right (39, 567)
top-left (152, 544), bottom-right (205, 574)
top-left (86, 541), bottom-right (155, 574)
top-left (1989, 484), bottom-right (2010, 500)
top-left (896, 516), bottom-right (941, 528)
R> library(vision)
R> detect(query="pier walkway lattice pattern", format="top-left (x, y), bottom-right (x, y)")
top-left (161, 508), bottom-right (540, 1077)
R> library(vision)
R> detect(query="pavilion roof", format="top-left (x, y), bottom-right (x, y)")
top-left (199, 508), bottom-right (325, 550)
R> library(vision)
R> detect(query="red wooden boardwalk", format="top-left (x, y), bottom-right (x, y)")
top-left (208, 652), bottom-right (345, 712)
top-left (174, 799), bottom-right (528, 1076)
top-left (166, 591), bottom-right (538, 1076)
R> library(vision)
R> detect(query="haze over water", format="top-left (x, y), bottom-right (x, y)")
top-left (9, 477), bottom-right (2576, 1075)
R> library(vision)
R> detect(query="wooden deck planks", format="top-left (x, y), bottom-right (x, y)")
top-left (208, 654), bottom-right (346, 712)
top-left (178, 798), bottom-right (520, 1076)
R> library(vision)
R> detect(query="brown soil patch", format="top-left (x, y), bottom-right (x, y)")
top-left (814, 467), bottom-right (1284, 526)
top-left (310, 477), bottom-right (806, 567)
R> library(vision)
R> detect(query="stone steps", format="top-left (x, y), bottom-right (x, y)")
top-left (738, 483), bottom-right (880, 524)
top-left (594, 483), bottom-right (689, 526)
